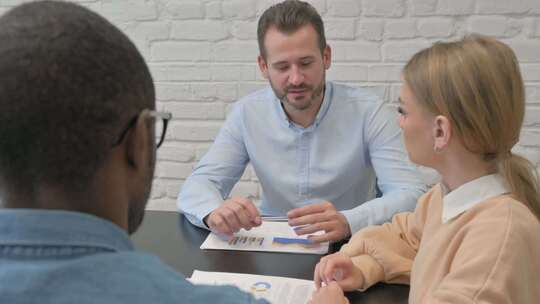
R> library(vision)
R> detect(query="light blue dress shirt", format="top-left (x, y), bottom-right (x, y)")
top-left (178, 82), bottom-right (426, 233)
top-left (0, 209), bottom-right (267, 304)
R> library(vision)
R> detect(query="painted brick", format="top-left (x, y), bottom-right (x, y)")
top-left (163, 102), bottom-right (226, 120)
top-left (523, 106), bottom-right (540, 127)
top-left (165, 180), bottom-right (184, 199)
top-left (507, 40), bottom-right (540, 62)
top-left (191, 83), bottom-right (238, 102)
top-left (325, 19), bottom-right (356, 40)
top-left (534, 19), bottom-right (540, 37)
top-left (521, 64), bottom-right (540, 81)
top-left (356, 20), bottom-right (384, 41)
top-left (150, 180), bottom-right (167, 199)
top-left (469, 17), bottom-right (516, 37)
top-left (170, 122), bottom-right (223, 142)
top-left (211, 64), bottom-right (257, 81)
top-left (161, 1), bottom-right (204, 20)
top-left (526, 85), bottom-right (540, 101)
top-left (256, 0), bottom-right (281, 16)
top-left (205, 1), bottom-right (222, 19)
top-left (382, 41), bottom-right (431, 62)
top-left (368, 65), bottom-right (404, 81)
top-left (151, 42), bottom-right (212, 62)
top-left (238, 83), bottom-right (268, 97)
top-left (232, 21), bottom-right (259, 40)
top-left (171, 20), bottom-right (230, 41)
top-left (123, 21), bottom-right (170, 42)
top-left (363, 0), bottom-right (405, 17)
top-left (157, 161), bottom-right (194, 179)
top-left (476, 0), bottom-right (534, 15)
top-left (437, 0), bottom-right (475, 15)
top-left (410, 0), bottom-right (437, 16)
top-left (418, 18), bottom-right (454, 38)
top-left (101, 0), bottom-right (158, 22)
top-left (327, 65), bottom-right (368, 81)
top-left (222, 0), bottom-right (256, 19)
top-left (327, 0), bottom-right (361, 17)
top-left (212, 42), bottom-right (259, 62)
top-left (385, 20), bottom-right (417, 39)
top-left (331, 42), bottom-right (381, 62)
top-left (521, 129), bottom-right (540, 147)
top-left (304, 0), bottom-right (326, 15)
top-left (150, 64), bottom-right (212, 82)
top-left (157, 144), bottom-right (196, 163)
top-left (147, 197), bottom-right (178, 211)
top-left (156, 84), bottom-right (192, 102)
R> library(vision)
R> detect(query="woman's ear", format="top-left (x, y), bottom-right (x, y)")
top-left (433, 115), bottom-right (451, 153)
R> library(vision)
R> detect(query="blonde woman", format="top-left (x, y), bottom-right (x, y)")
top-left (310, 35), bottom-right (540, 304)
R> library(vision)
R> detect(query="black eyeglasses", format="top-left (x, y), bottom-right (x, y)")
top-left (112, 110), bottom-right (172, 149)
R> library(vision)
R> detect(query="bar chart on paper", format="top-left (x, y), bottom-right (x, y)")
top-left (200, 221), bottom-right (329, 254)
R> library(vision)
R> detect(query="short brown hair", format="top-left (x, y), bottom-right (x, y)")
top-left (257, 0), bottom-right (326, 60)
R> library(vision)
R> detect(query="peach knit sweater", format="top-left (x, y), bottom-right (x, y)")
top-left (341, 179), bottom-right (540, 303)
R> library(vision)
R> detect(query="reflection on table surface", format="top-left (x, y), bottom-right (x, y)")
top-left (131, 210), bottom-right (409, 304)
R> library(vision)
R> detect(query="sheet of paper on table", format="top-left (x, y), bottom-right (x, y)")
top-left (200, 221), bottom-right (329, 255)
top-left (190, 270), bottom-right (314, 304)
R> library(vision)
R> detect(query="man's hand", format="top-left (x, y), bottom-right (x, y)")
top-left (314, 252), bottom-right (364, 291)
top-left (309, 281), bottom-right (350, 304)
top-left (287, 201), bottom-right (351, 243)
top-left (204, 197), bottom-right (261, 236)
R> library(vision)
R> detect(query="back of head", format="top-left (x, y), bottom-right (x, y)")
top-left (0, 1), bottom-right (154, 198)
top-left (403, 34), bottom-right (540, 220)
top-left (257, 0), bottom-right (326, 59)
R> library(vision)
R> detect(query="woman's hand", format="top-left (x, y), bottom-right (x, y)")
top-left (309, 281), bottom-right (350, 304)
top-left (314, 252), bottom-right (365, 291)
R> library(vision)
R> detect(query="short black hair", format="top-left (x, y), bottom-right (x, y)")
top-left (0, 1), bottom-right (154, 193)
top-left (257, 0), bottom-right (326, 59)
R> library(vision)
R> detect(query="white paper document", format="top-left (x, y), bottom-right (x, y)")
top-left (190, 270), bottom-right (314, 304)
top-left (200, 221), bottom-right (329, 255)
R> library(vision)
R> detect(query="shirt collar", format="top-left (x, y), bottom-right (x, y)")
top-left (442, 174), bottom-right (510, 223)
top-left (274, 81), bottom-right (333, 130)
top-left (0, 209), bottom-right (134, 252)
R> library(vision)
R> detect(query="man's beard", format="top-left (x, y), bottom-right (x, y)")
top-left (269, 76), bottom-right (325, 112)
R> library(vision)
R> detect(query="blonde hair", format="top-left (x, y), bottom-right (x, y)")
top-left (403, 34), bottom-right (540, 220)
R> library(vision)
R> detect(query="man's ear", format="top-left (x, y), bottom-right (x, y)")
top-left (257, 55), bottom-right (269, 80)
top-left (322, 45), bottom-right (331, 70)
top-left (433, 115), bottom-right (451, 152)
top-left (125, 111), bottom-right (150, 170)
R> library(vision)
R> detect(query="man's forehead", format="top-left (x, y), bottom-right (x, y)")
top-left (263, 25), bottom-right (321, 63)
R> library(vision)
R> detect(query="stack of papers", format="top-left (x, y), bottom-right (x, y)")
top-left (200, 221), bottom-right (329, 255)
top-left (190, 270), bottom-right (314, 304)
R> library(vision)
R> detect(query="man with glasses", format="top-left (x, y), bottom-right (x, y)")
top-left (0, 2), bottom-right (266, 303)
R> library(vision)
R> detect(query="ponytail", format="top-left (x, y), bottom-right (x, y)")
top-left (498, 153), bottom-right (540, 221)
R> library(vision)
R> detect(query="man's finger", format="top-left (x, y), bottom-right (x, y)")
top-left (289, 212), bottom-right (328, 227)
top-left (236, 198), bottom-right (261, 225)
top-left (308, 231), bottom-right (339, 243)
top-left (287, 202), bottom-right (331, 218)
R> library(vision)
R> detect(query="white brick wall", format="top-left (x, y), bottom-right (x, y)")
top-left (2, 0), bottom-right (538, 210)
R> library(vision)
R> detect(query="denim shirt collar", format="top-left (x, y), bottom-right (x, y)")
top-left (273, 81), bottom-right (334, 131)
top-left (0, 209), bottom-right (134, 252)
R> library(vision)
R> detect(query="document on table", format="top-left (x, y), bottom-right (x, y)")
top-left (190, 270), bottom-right (314, 304)
top-left (200, 221), bottom-right (329, 255)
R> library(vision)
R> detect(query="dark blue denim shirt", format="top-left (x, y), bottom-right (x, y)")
top-left (0, 209), bottom-right (267, 304)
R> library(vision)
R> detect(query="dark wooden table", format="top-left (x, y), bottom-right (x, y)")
top-left (131, 210), bottom-right (409, 304)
